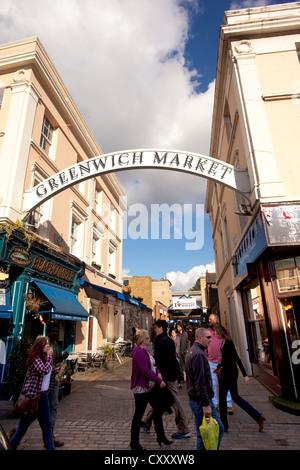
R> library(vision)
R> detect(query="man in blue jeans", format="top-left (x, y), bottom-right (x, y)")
top-left (186, 328), bottom-right (224, 450)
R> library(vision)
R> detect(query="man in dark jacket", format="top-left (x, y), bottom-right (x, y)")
top-left (186, 328), bottom-right (224, 450)
top-left (142, 320), bottom-right (191, 439)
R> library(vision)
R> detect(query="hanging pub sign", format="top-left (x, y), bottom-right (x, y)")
top-left (8, 247), bottom-right (32, 266)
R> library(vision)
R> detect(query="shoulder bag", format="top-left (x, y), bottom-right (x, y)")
top-left (13, 375), bottom-right (39, 416)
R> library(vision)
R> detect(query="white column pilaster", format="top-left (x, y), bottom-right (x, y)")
top-left (0, 70), bottom-right (40, 222)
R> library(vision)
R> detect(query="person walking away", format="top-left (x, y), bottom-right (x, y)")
top-left (47, 322), bottom-right (69, 447)
top-left (186, 328), bottom-right (224, 450)
top-left (206, 314), bottom-right (233, 414)
top-left (142, 320), bottom-right (191, 440)
top-left (177, 323), bottom-right (189, 386)
top-left (186, 325), bottom-right (195, 347)
top-left (130, 329), bottom-right (173, 450)
top-left (10, 336), bottom-right (55, 450)
top-left (214, 325), bottom-right (266, 433)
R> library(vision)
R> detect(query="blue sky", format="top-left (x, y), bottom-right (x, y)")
top-left (0, 0), bottom-right (296, 290)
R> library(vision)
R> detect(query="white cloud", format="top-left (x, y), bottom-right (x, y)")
top-left (0, 0), bottom-right (215, 277)
top-left (0, 0), bottom-right (214, 209)
top-left (166, 262), bottom-right (215, 291)
top-left (229, 0), bottom-right (273, 9)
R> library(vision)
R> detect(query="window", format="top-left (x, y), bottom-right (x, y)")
top-left (69, 202), bottom-right (87, 258)
top-left (109, 205), bottom-right (117, 233)
top-left (91, 224), bottom-right (103, 268)
top-left (94, 185), bottom-right (103, 214)
top-left (108, 241), bottom-right (117, 278)
top-left (223, 99), bottom-right (232, 142)
top-left (40, 116), bottom-right (54, 156)
top-left (275, 258), bottom-right (300, 292)
top-left (70, 219), bottom-right (79, 255)
top-left (0, 81), bottom-right (5, 107)
top-left (26, 165), bottom-right (51, 238)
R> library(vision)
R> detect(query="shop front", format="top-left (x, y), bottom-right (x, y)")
top-left (81, 279), bottom-right (152, 348)
top-left (0, 228), bottom-right (88, 383)
top-left (233, 205), bottom-right (300, 399)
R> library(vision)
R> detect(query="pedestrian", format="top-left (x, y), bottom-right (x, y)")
top-left (214, 325), bottom-right (266, 432)
top-left (186, 328), bottom-right (224, 450)
top-left (186, 324), bottom-right (195, 347)
top-left (130, 329), bottom-right (173, 450)
top-left (47, 322), bottom-right (69, 447)
top-left (131, 323), bottom-right (139, 349)
top-left (176, 323), bottom-right (189, 386)
top-left (206, 314), bottom-right (233, 414)
top-left (142, 320), bottom-right (191, 440)
top-left (171, 328), bottom-right (180, 357)
top-left (10, 336), bottom-right (56, 450)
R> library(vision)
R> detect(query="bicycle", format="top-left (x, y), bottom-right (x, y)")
top-left (0, 422), bottom-right (12, 450)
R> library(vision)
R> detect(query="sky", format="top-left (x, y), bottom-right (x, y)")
top-left (0, 0), bottom-right (296, 291)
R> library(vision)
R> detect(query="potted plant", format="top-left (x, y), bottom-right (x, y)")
top-left (103, 344), bottom-right (115, 369)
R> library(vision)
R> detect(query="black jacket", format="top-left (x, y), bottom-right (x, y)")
top-left (153, 332), bottom-right (179, 382)
top-left (185, 341), bottom-right (214, 406)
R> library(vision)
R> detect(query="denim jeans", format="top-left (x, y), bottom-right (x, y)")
top-left (11, 392), bottom-right (55, 450)
top-left (219, 373), bottom-right (261, 430)
top-left (48, 381), bottom-right (59, 430)
top-left (208, 361), bottom-right (232, 408)
top-left (189, 398), bottom-right (224, 450)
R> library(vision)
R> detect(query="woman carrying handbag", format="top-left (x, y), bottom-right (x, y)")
top-left (130, 329), bottom-right (173, 450)
top-left (10, 336), bottom-right (55, 450)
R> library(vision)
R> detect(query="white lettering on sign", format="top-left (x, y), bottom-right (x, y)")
top-left (23, 149), bottom-right (250, 213)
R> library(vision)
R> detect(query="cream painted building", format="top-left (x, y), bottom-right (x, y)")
top-left (206, 2), bottom-right (300, 399)
top-left (0, 37), bottom-right (140, 373)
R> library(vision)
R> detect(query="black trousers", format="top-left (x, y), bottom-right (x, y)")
top-left (219, 373), bottom-right (261, 430)
top-left (131, 386), bottom-right (165, 446)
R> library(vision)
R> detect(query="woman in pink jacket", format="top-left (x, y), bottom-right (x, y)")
top-left (130, 329), bottom-right (173, 450)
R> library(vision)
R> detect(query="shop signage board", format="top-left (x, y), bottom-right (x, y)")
top-left (23, 149), bottom-right (251, 214)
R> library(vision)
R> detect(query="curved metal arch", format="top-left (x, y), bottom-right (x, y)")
top-left (23, 149), bottom-right (251, 215)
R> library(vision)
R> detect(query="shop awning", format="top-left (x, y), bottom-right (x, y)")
top-left (31, 278), bottom-right (89, 321)
top-left (81, 280), bottom-right (148, 309)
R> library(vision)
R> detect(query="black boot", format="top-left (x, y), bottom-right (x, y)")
top-left (157, 436), bottom-right (173, 446)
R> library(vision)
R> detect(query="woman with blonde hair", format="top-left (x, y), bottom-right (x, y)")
top-left (10, 336), bottom-right (55, 450)
top-left (130, 329), bottom-right (173, 450)
top-left (214, 325), bottom-right (266, 433)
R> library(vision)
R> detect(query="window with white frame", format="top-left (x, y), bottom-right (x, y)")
top-left (223, 99), bottom-right (232, 142)
top-left (109, 205), bottom-right (117, 234)
top-left (0, 81), bottom-right (5, 107)
top-left (108, 241), bottom-right (117, 278)
top-left (69, 202), bottom-right (87, 258)
top-left (40, 115), bottom-right (54, 157)
top-left (94, 184), bottom-right (103, 214)
top-left (91, 224), bottom-right (103, 268)
top-left (76, 157), bottom-right (85, 195)
top-left (27, 165), bottom-right (51, 238)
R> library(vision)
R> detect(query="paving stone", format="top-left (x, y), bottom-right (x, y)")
top-left (1, 358), bottom-right (300, 451)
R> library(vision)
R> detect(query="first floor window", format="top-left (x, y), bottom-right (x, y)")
top-left (40, 115), bottom-right (54, 157)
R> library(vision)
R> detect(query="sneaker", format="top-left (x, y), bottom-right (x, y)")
top-left (171, 432), bottom-right (191, 439)
top-left (227, 407), bottom-right (234, 415)
top-left (141, 421), bottom-right (150, 433)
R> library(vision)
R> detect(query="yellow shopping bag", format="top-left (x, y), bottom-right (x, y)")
top-left (199, 415), bottom-right (219, 450)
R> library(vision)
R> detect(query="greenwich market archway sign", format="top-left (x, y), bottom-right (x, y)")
top-left (23, 149), bottom-right (251, 214)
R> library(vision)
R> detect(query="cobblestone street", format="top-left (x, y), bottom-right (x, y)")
top-left (1, 358), bottom-right (299, 453)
